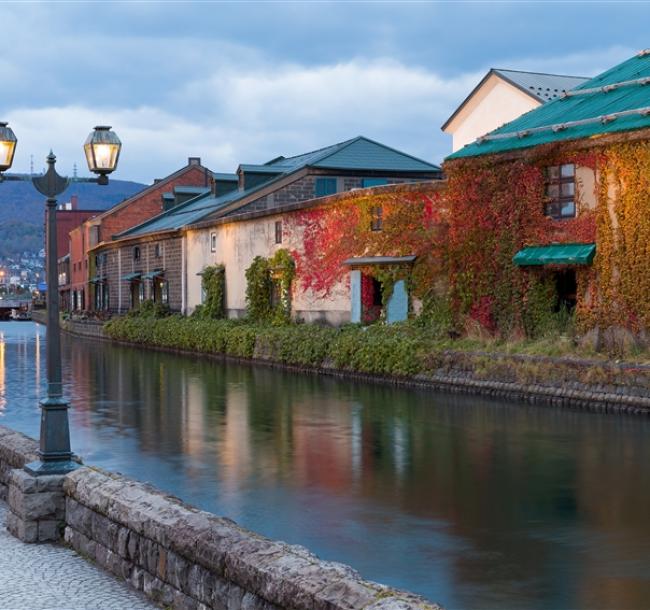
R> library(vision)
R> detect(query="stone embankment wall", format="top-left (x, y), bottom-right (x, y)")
top-left (32, 310), bottom-right (106, 339)
top-left (0, 426), bottom-right (441, 610)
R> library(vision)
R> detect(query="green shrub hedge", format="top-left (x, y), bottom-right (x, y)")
top-left (103, 315), bottom-right (650, 392)
top-left (104, 316), bottom-right (437, 376)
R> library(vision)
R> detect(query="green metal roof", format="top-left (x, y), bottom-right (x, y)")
top-left (266, 136), bottom-right (441, 172)
top-left (211, 172), bottom-right (238, 182)
top-left (142, 269), bottom-right (164, 280)
top-left (513, 243), bottom-right (596, 266)
top-left (116, 136), bottom-right (441, 240)
top-left (121, 271), bottom-right (142, 281)
top-left (448, 50), bottom-right (650, 160)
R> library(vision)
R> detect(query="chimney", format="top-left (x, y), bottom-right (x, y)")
top-left (188, 157), bottom-right (201, 166)
top-left (70, 195), bottom-right (78, 210)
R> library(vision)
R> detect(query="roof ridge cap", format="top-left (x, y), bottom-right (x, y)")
top-left (280, 136), bottom-right (359, 162)
top-left (494, 67), bottom-right (591, 79)
top-left (314, 135), bottom-right (441, 171)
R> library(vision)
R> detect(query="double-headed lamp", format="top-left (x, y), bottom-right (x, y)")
top-left (0, 122), bottom-right (17, 174)
top-left (84, 126), bottom-right (121, 185)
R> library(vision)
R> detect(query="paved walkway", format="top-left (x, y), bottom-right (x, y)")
top-left (0, 502), bottom-right (158, 610)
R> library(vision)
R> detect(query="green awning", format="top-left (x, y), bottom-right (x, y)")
top-left (121, 272), bottom-right (142, 281)
top-left (142, 269), bottom-right (164, 280)
top-left (513, 243), bottom-right (596, 266)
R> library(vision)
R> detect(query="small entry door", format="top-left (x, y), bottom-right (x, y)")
top-left (554, 269), bottom-right (577, 311)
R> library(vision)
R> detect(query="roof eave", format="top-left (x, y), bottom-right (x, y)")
top-left (444, 124), bottom-right (650, 165)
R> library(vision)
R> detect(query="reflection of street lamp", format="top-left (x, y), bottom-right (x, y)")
top-left (0, 123), bottom-right (122, 474)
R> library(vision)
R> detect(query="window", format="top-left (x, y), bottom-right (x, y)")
top-left (210, 232), bottom-right (217, 253)
top-left (133, 246), bottom-right (141, 261)
top-left (362, 178), bottom-right (388, 188)
top-left (370, 206), bottom-right (383, 231)
top-left (545, 164), bottom-right (575, 219)
top-left (154, 244), bottom-right (161, 258)
top-left (139, 282), bottom-right (145, 304)
top-left (161, 281), bottom-right (169, 305)
top-left (274, 221), bottom-right (282, 244)
top-left (315, 177), bottom-right (337, 197)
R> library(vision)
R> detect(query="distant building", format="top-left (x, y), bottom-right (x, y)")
top-left (442, 69), bottom-right (588, 152)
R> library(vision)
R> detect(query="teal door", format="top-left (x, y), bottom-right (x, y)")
top-left (386, 279), bottom-right (408, 323)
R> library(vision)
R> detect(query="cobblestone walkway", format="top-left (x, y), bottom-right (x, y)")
top-left (0, 502), bottom-right (158, 610)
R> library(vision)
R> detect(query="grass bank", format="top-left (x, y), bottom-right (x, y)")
top-left (104, 315), bottom-right (650, 414)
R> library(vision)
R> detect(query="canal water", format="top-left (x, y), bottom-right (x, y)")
top-left (0, 322), bottom-right (649, 609)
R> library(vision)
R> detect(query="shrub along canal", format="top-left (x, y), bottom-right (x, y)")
top-left (1, 321), bottom-right (649, 609)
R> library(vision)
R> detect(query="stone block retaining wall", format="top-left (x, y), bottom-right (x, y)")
top-left (0, 426), bottom-right (441, 609)
top-left (0, 426), bottom-right (38, 501)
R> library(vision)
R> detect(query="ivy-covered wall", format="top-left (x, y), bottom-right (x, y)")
top-left (445, 140), bottom-right (650, 337)
top-left (286, 182), bottom-right (447, 315)
top-left (186, 141), bottom-right (650, 338)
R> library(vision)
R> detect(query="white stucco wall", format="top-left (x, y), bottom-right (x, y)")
top-left (186, 212), bottom-right (351, 325)
top-left (575, 165), bottom-right (597, 212)
top-left (445, 74), bottom-right (540, 152)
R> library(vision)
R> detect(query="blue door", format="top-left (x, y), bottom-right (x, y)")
top-left (386, 279), bottom-right (408, 323)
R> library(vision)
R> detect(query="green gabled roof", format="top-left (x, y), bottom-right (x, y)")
top-left (448, 50), bottom-right (650, 160)
top-left (115, 136), bottom-right (441, 240)
top-left (266, 136), bottom-right (441, 172)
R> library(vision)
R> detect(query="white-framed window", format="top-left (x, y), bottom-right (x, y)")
top-left (210, 232), bottom-right (217, 252)
top-left (545, 163), bottom-right (576, 219)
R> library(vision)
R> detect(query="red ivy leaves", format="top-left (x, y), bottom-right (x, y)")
top-left (286, 186), bottom-right (445, 297)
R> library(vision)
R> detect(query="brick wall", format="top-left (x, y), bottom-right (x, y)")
top-left (95, 236), bottom-right (183, 313)
top-left (54, 209), bottom-right (101, 259)
top-left (99, 166), bottom-right (209, 243)
top-left (241, 174), bottom-right (423, 214)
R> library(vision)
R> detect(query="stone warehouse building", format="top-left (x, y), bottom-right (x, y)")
top-left (186, 180), bottom-right (446, 325)
top-left (443, 49), bottom-right (650, 337)
top-left (68, 158), bottom-right (213, 311)
top-left (90, 136), bottom-right (443, 317)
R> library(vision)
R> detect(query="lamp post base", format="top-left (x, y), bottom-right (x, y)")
top-left (24, 459), bottom-right (80, 476)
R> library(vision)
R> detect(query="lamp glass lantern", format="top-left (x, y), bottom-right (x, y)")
top-left (0, 122), bottom-right (17, 173)
top-left (84, 126), bottom-right (121, 184)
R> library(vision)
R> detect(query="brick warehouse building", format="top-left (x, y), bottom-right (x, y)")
top-left (91, 136), bottom-right (443, 314)
top-left (68, 158), bottom-right (212, 311)
top-left (54, 196), bottom-right (104, 310)
top-left (442, 49), bottom-right (650, 338)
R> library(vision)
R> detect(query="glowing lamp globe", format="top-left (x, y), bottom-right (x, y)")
top-left (0, 122), bottom-right (17, 173)
top-left (84, 126), bottom-right (121, 185)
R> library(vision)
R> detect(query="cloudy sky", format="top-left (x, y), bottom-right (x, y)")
top-left (1, 2), bottom-right (647, 183)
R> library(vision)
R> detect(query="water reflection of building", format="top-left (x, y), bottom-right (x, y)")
top-left (55, 334), bottom-right (650, 610)
top-left (0, 332), bottom-right (5, 410)
top-left (219, 384), bottom-right (252, 493)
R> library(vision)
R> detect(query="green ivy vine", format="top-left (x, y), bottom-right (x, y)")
top-left (245, 256), bottom-right (273, 322)
top-left (269, 248), bottom-right (296, 325)
top-left (194, 264), bottom-right (226, 319)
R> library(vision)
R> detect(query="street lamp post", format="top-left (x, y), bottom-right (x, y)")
top-left (0, 123), bottom-right (121, 475)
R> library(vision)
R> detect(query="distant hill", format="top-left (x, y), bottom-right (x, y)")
top-left (0, 175), bottom-right (146, 259)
